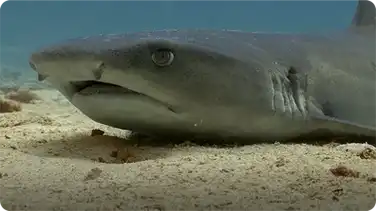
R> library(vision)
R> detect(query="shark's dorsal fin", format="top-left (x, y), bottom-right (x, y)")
top-left (350, 0), bottom-right (376, 34)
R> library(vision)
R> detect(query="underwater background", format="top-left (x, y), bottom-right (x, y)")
top-left (0, 0), bottom-right (358, 90)
top-left (2, 2), bottom-right (376, 211)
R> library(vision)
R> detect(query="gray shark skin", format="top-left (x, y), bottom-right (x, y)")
top-left (29, 0), bottom-right (376, 142)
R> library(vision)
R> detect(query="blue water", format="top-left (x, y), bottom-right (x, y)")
top-left (0, 0), bottom-right (357, 82)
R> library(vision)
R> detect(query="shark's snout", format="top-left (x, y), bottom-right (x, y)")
top-left (29, 53), bottom-right (48, 81)
top-left (29, 52), bottom-right (47, 82)
top-left (29, 50), bottom-right (45, 72)
top-left (28, 47), bottom-right (108, 84)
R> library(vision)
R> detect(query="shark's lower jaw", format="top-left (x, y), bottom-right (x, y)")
top-left (68, 80), bottom-right (187, 133)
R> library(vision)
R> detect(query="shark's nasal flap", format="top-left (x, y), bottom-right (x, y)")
top-left (351, 0), bottom-right (375, 28)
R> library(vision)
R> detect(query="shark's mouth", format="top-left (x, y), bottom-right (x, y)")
top-left (70, 80), bottom-right (142, 96)
top-left (70, 80), bottom-right (176, 112)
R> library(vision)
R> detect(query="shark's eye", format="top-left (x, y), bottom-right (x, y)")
top-left (151, 49), bottom-right (174, 67)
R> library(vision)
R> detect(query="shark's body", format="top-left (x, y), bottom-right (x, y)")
top-left (29, 1), bottom-right (376, 142)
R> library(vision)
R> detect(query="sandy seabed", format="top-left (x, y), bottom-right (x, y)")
top-left (0, 89), bottom-right (375, 211)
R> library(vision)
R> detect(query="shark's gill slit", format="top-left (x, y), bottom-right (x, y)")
top-left (282, 78), bottom-right (290, 114)
top-left (271, 72), bottom-right (287, 114)
top-left (270, 72), bottom-right (277, 112)
top-left (270, 70), bottom-right (304, 118)
top-left (287, 67), bottom-right (307, 116)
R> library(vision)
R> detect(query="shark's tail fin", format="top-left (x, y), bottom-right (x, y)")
top-left (351, 0), bottom-right (375, 29)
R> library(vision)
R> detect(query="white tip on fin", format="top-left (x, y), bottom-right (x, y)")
top-left (351, 0), bottom-right (375, 28)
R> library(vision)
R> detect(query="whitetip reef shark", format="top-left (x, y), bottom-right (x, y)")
top-left (29, 0), bottom-right (376, 143)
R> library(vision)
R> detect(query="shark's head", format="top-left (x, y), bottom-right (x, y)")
top-left (29, 31), bottom-right (294, 138)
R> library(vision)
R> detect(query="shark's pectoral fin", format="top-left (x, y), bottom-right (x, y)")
top-left (305, 97), bottom-right (375, 139)
top-left (309, 115), bottom-right (376, 139)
